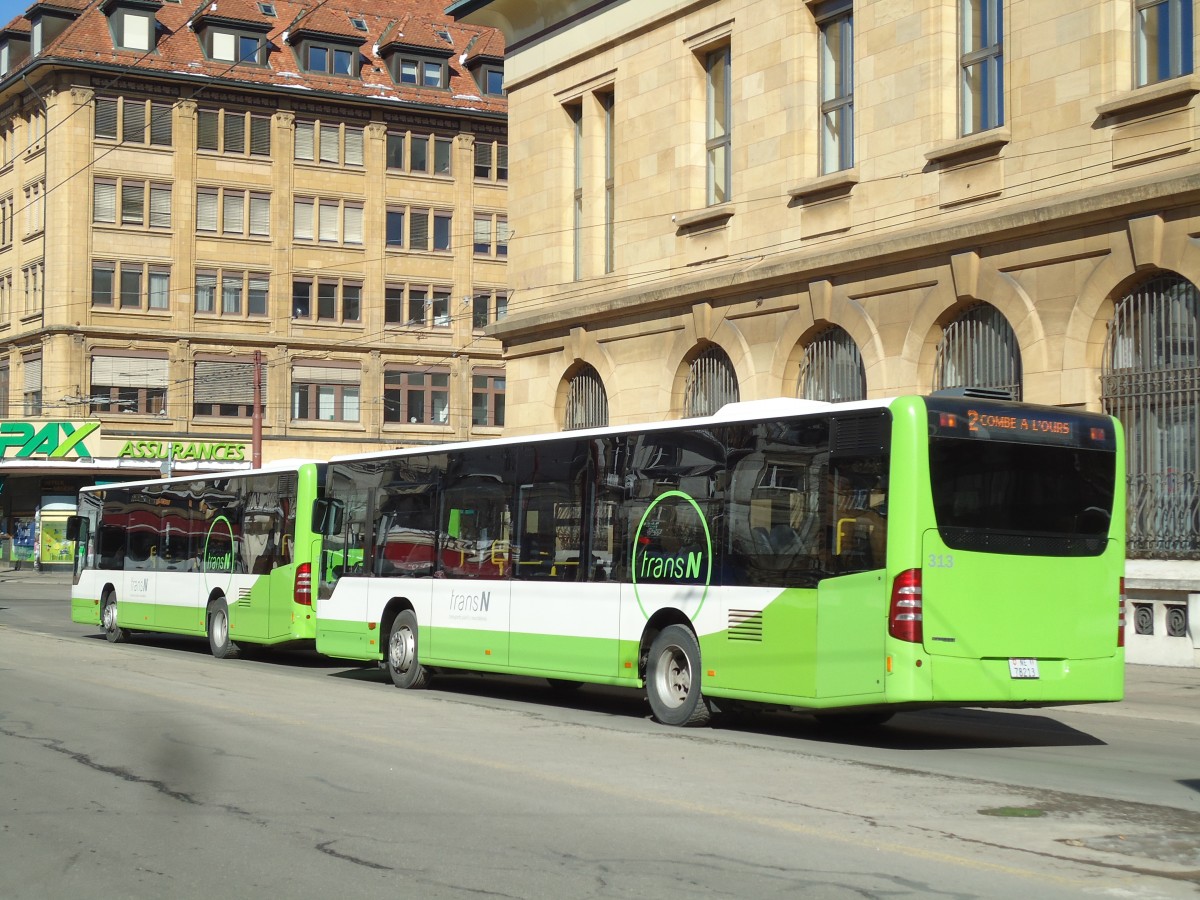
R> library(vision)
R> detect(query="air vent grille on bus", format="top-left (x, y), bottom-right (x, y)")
top-left (236, 588), bottom-right (252, 607)
top-left (830, 413), bottom-right (889, 456)
top-left (728, 609), bottom-right (764, 641)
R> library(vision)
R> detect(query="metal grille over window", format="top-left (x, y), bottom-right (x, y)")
top-left (565, 365), bottom-right (608, 430)
top-left (934, 303), bottom-right (1022, 399)
top-left (1101, 273), bottom-right (1200, 559)
top-left (798, 325), bottom-right (865, 402)
top-left (684, 346), bottom-right (739, 418)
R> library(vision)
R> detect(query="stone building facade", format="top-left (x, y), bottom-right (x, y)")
top-left (452, 0), bottom-right (1200, 665)
top-left (0, 0), bottom-right (507, 567)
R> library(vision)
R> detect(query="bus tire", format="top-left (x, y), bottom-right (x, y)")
top-left (101, 591), bottom-right (128, 643)
top-left (646, 624), bottom-right (710, 727)
top-left (387, 609), bottom-right (429, 689)
top-left (207, 598), bottom-right (240, 660)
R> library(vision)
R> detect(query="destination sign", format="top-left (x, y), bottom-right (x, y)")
top-left (927, 398), bottom-right (1115, 449)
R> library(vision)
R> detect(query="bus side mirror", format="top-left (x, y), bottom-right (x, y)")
top-left (312, 499), bottom-right (345, 537)
top-left (66, 516), bottom-right (85, 542)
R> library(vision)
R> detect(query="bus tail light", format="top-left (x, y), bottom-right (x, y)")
top-left (295, 562), bottom-right (312, 606)
top-left (889, 568), bottom-right (923, 643)
top-left (1117, 577), bottom-right (1126, 648)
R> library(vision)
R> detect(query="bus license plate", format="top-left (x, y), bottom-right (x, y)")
top-left (1009, 658), bottom-right (1040, 679)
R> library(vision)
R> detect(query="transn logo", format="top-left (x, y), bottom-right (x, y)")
top-left (0, 422), bottom-right (99, 459)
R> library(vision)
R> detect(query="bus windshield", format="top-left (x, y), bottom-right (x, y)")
top-left (926, 399), bottom-right (1117, 556)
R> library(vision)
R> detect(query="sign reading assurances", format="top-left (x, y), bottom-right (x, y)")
top-left (0, 421), bottom-right (247, 462)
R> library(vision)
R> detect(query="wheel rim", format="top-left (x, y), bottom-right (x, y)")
top-left (389, 625), bottom-right (416, 674)
top-left (653, 644), bottom-right (691, 709)
top-left (211, 608), bottom-right (227, 647)
top-left (102, 599), bottom-right (116, 632)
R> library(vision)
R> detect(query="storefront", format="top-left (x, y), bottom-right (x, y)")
top-left (0, 420), bottom-right (250, 570)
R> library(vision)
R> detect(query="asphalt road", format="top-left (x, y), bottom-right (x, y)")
top-left (2, 574), bottom-right (1199, 899)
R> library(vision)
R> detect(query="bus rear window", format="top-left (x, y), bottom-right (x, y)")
top-left (928, 438), bottom-right (1116, 556)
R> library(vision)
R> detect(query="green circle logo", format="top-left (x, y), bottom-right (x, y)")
top-left (203, 515), bottom-right (235, 595)
top-left (631, 491), bottom-right (712, 621)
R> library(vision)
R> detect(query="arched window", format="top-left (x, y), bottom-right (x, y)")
top-left (797, 325), bottom-right (865, 402)
top-left (564, 365), bottom-right (608, 430)
top-left (934, 302), bottom-right (1022, 399)
top-left (683, 346), bottom-right (739, 417)
top-left (1102, 273), bottom-right (1200, 559)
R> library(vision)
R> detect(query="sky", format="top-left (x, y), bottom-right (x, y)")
top-left (0, 1), bottom-right (29, 29)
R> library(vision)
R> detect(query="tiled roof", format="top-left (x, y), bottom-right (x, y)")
top-left (4, 0), bottom-right (505, 114)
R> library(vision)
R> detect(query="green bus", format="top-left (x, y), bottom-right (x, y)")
top-left (69, 462), bottom-right (325, 659)
top-left (312, 393), bottom-right (1126, 726)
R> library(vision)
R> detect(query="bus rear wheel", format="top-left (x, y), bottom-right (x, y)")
top-left (207, 598), bottom-right (240, 660)
top-left (101, 591), bottom-right (127, 643)
top-left (646, 624), bottom-right (710, 727)
top-left (387, 610), bottom-right (429, 689)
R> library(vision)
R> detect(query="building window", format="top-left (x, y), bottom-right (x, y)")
top-left (960, 0), bottom-right (1003, 135)
top-left (472, 289), bottom-right (508, 329)
top-left (472, 369), bottom-right (505, 427)
top-left (407, 133), bottom-right (452, 175)
top-left (193, 269), bottom-right (267, 318)
top-left (705, 45), bottom-right (732, 206)
top-left (315, 280), bottom-right (361, 323)
top-left (291, 364), bottom-right (360, 422)
top-left (818, 1), bottom-right (854, 174)
top-left (193, 358), bottom-right (267, 418)
top-left (0, 195), bottom-right (11, 247)
top-left (95, 97), bottom-right (172, 146)
top-left (569, 104), bottom-right (583, 281)
top-left (386, 208), bottom-right (405, 247)
top-left (197, 108), bottom-right (271, 156)
top-left (391, 54), bottom-right (448, 88)
top-left (22, 261), bottom-right (43, 315)
top-left (473, 139), bottom-right (507, 180)
top-left (294, 120), bottom-right (364, 166)
top-left (293, 196), bottom-right (360, 244)
top-left (601, 93), bottom-right (615, 273)
top-left (302, 42), bottom-right (356, 76)
top-left (92, 261), bottom-right (169, 312)
top-left (797, 325), bottom-right (865, 402)
top-left (934, 302), bottom-right (1022, 399)
top-left (0, 271), bottom-right (11, 322)
top-left (384, 369), bottom-right (450, 424)
top-left (1102, 272), bottom-right (1199, 558)
top-left (481, 66), bottom-right (504, 97)
top-left (207, 29), bottom-right (265, 65)
top-left (90, 355), bottom-right (168, 415)
top-left (22, 353), bottom-right (41, 416)
top-left (197, 187), bottom-right (268, 237)
top-left (0, 365), bottom-right (8, 418)
top-left (473, 213), bottom-right (508, 257)
top-left (684, 345), bottom-right (739, 417)
top-left (95, 179), bottom-right (171, 229)
top-left (112, 8), bottom-right (155, 52)
top-left (565, 365), bottom-right (608, 430)
top-left (24, 180), bottom-right (44, 236)
top-left (407, 208), bottom-right (452, 252)
top-left (1135, 0), bottom-right (1194, 87)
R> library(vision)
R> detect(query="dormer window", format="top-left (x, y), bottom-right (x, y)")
top-left (258, 2), bottom-right (276, 15)
top-left (396, 55), bottom-right (446, 88)
top-left (482, 66), bottom-right (504, 96)
top-left (208, 30), bottom-right (265, 65)
top-left (31, 18), bottom-right (41, 55)
top-left (307, 43), bottom-right (355, 76)
top-left (105, 3), bottom-right (158, 53)
top-left (349, 17), bottom-right (367, 32)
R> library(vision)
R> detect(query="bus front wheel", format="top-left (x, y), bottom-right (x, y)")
top-left (387, 609), bottom-right (429, 690)
top-left (207, 598), bottom-right (240, 660)
top-left (646, 624), bottom-right (711, 727)
top-left (101, 591), bottom-right (127, 643)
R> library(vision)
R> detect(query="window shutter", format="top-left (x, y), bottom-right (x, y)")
top-left (95, 99), bottom-right (118, 140)
top-left (249, 195), bottom-right (270, 236)
top-left (149, 185), bottom-right (171, 228)
top-left (223, 112), bottom-right (245, 154)
top-left (122, 100), bottom-right (146, 143)
top-left (223, 190), bottom-right (245, 234)
top-left (293, 199), bottom-right (313, 240)
top-left (91, 355), bottom-right (168, 388)
top-left (196, 189), bottom-right (218, 231)
top-left (250, 115), bottom-right (271, 156)
top-left (149, 103), bottom-right (172, 146)
top-left (318, 200), bottom-right (338, 242)
top-left (293, 364), bottom-right (359, 383)
top-left (93, 180), bottom-right (116, 223)
top-left (474, 141), bottom-right (490, 173)
top-left (121, 181), bottom-right (144, 225)
top-left (197, 109), bottom-right (219, 150)
top-left (23, 356), bottom-right (42, 392)
top-left (294, 121), bottom-right (314, 160)
top-left (473, 216), bottom-right (491, 245)
top-left (496, 143), bottom-right (508, 177)
top-left (319, 124), bottom-right (340, 163)
top-left (410, 210), bottom-right (429, 250)
top-left (343, 204), bottom-right (363, 244)
top-left (194, 360), bottom-right (264, 404)
top-left (344, 127), bottom-right (363, 166)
